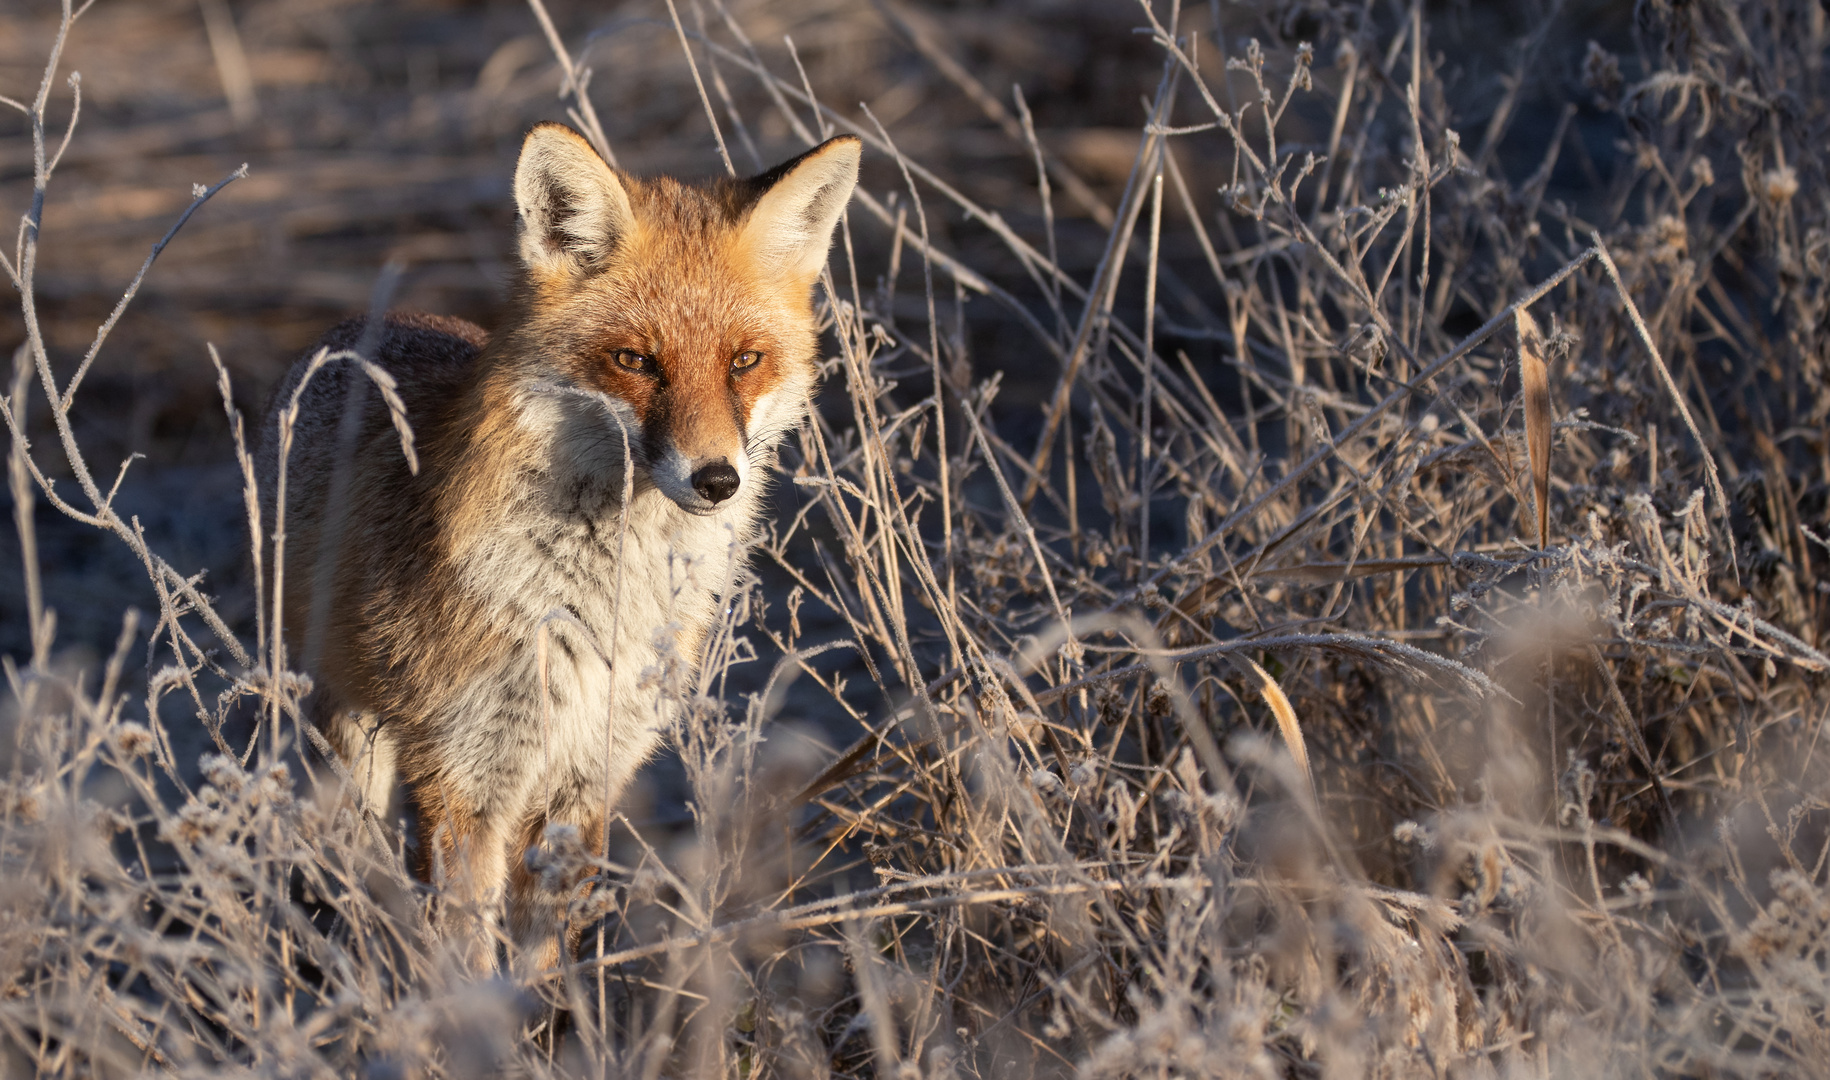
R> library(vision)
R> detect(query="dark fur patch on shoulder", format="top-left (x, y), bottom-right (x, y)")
top-left (388, 312), bottom-right (489, 348)
top-left (316, 311), bottom-right (489, 368)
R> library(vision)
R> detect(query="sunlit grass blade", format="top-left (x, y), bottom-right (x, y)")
top-left (1237, 656), bottom-right (1313, 802)
top-left (1517, 306), bottom-right (1551, 549)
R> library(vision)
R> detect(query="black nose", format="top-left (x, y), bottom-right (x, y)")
top-left (690, 461), bottom-right (740, 504)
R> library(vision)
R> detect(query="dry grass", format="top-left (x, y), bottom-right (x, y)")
top-left (3, 0), bottom-right (1830, 1076)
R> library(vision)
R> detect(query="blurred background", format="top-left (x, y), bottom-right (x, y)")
top-left (0, 0), bottom-right (1631, 662)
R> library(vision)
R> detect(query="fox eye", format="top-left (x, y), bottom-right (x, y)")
top-left (732, 350), bottom-right (762, 370)
top-left (611, 349), bottom-right (655, 373)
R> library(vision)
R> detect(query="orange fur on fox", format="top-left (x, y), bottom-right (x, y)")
top-left (256, 124), bottom-right (860, 972)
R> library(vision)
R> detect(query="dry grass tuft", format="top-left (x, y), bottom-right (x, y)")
top-left (3, 0), bottom-right (1830, 1077)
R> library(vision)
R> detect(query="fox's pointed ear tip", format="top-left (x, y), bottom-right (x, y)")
top-left (524, 121), bottom-right (576, 141)
top-left (520, 122), bottom-right (598, 156)
top-left (817, 134), bottom-right (863, 161)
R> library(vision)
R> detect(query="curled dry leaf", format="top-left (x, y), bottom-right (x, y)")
top-left (1516, 306), bottom-right (1552, 549)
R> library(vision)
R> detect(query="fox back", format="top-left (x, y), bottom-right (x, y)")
top-left (255, 124), bottom-right (861, 970)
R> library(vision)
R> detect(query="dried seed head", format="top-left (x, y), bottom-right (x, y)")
top-left (1144, 681), bottom-right (1173, 717)
top-left (1582, 41), bottom-right (1622, 101)
top-left (1763, 166), bottom-right (1799, 206)
top-left (111, 722), bottom-right (156, 760)
top-left (1650, 214), bottom-right (1688, 264)
top-left (1621, 872), bottom-right (1653, 909)
top-left (4, 786), bottom-right (43, 823)
top-left (1393, 820), bottom-right (1434, 849)
top-left (1030, 767), bottom-right (1066, 800)
top-left (201, 754), bottom-right (246, 795)
top-left (1094, 684), bottom-right (1124, 722)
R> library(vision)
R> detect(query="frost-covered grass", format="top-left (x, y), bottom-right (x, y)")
top-left (3, 1), bottom-right (1829, 1076)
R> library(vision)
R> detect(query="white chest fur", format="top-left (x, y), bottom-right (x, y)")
top-left (431, 393), bottom-right (757, 818)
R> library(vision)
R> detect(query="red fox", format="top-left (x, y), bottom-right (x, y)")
top-left (256, 123), bottom-right (860, 970)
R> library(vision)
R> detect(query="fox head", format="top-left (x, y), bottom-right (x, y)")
top-left (505, 123), bottom-right (860, 514)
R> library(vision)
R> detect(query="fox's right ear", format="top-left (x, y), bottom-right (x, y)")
top-left (514, 124), bottom-right (635, 278)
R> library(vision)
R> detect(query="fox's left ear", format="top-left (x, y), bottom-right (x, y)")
top-left (741, 136), bottom-right (862, 280)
